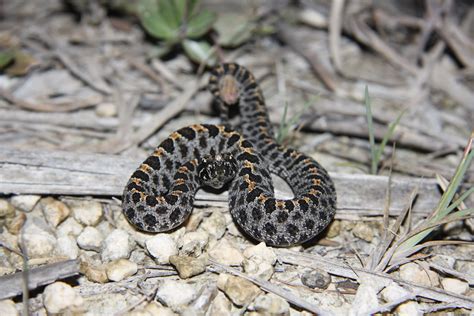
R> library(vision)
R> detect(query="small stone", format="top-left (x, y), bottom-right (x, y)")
top-left (169, 255), bottom-right (207, 279)
top-left (209, 292), bottom-right (232, 316)
top-left (301, 268), bottom-right (331, 289)
top-left (57, 217), bottom-right (84, 237)
top-left (201, 210), bottom-right (227, 239)
top-left (131, 302), bottom-right (178, 316)
top-left (381, 283), bottom-right (411, 302)
top-left (0, 299), bottom-right (18, 316)
top-left (95, 102), bottom-right (117, 117)
top-left (96, 220), bottom-right (114, 238)
top-left (80, 261), bottom-right (108, 283)
top-left (184, 211), bottom-right (205, 231)
top-left (352, 222), bottom-right (374, 242)
top-left (77, 226), bottom-right (103, 252)
top-left (209, 238), bottom-right (244, 266)
top-left (326, 220), bottom-right (341, 238)
top-left (441, 278), bottom-right (468, 295)
top-left (10, 195), bottom-right (41, 212)
top-left (243, 242), bottom-right (277, 280)
top-left (0, 199), bottom-right (15, 218)
top-left (81, 292), bottom-right (128, 314)
top-left (156, 280), bottom-right (197, 309)
top-left (243, 242), bottom-right (277, 265)
top-left (252, 293), bottom-right (290, 316)
top-left (178, 231), bottom-right (209, 257)
top-left (395, 301), bottom-right (420, 315)
top-left (455, 260), bottom-right (474, 277)
top-left (43, 282), bottom-right (84, 314)
top-left (243, 257), bottom-right (274, 280)
top-left (21, 217), bottom-right (56, 258)
top-left (399, 262), bottom-right (439, 287)
top-left (6, 213), bottom-right (26, 235)
top-left (57, 235), bottom-right (79, 259)
top-left (217, 274), bottom-right (261, 306)
top-left (106, 259), bottom-right (138, 282)
top-left (101, 229), bottom-right (135, 262)
top-left (70, 200), bottom-right (103, 226)
top-left (130, 249), bottom-right (154, 266)
top-left (40, 197), bottom-right (70, 227)
top-left (226, 220), bottom-right (241, 237)
top-left (145, 234), bottom-right (178, 264)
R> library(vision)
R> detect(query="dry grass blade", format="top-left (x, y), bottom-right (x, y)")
top-left (366, 144), bottom-right (395, 270)
top-left (429, 262), bottom-right (474, 286)
top-left (365, 293), bottom-right (416, 314)
top-left (0, 88), bottom-right (101, 112)
top-left (395, 131), bottom-right (473, 255)
top-left (371, 187), bottom-right (418, 272)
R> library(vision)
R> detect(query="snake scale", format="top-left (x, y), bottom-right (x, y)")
top-left (122, 63), bottom-right (336, 246)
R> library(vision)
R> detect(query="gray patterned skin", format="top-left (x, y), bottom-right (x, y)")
top-left (122, 63), bottom-right (336, 246)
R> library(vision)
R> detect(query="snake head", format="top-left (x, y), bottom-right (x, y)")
top-left (198, 153), bottom-right (238, 189)
top-left (219, 74), bottom-right (240, 105)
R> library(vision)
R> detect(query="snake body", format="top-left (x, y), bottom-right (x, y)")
top-left (122, 63), bottom-right (336, 246)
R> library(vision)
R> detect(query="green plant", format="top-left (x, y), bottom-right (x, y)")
top-left (364, 86), bottom-right (405, 174)
top-left (138, 0), bottom-right (217, 65)
top-left (364, 132), bottom-right (474, 273)
top-left (0, 50), bottom-right (14, 70)
top-left (276, 99), bottom-right (313, 144)
top-left (393, 132), bottom-right (474, 257)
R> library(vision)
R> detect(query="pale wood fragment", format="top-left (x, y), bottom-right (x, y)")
top-left (0, 148), bottom-right (443, 218)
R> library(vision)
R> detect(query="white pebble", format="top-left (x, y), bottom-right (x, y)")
top-left (156, 280), bottom-right (197, 308)
top-left (57, 235), bottom-right (79, 259)
top-left (441, 278), bottom-right (468, 295)
top-left (57, 217), bottom-right (84, 237)
top-left (252, 293), bottom-right (290, 315)
top-left (178, 230), bottom-right (209, 256)
top-left (352, 222), bottom-right (374, 242)
top-left (77, 226), bottom-right (103, 252)
top-left (0, 199), bottom-right (15, 218)
top-left (132, 302), bottom-right (177, 316)
top-left (0, 299), bottom-right (18, 316)
top-left (243, 242), bottom-right (276, 265)
top-left (21, 217), bottom-right (56, 258)
top-left (209, 238), bottom-right (244, 266)
top-left (380, 283), bottom-right (410, 302)
top-left (396, 301), bottom-right (421, 315)
top-left (145, 234), bottom-right (178, 264)
top-left (10, 195), bottom-right (41, 212)
top-left (399, 262), bottom-right (439, 287)
top-left (200, 210), bottom-right (227, 239)
top-left (209, 292), bottom-right (232, 316)
top-left (70, 200), bottom-right (103, 226)
top-left (41, 197), bottom-right (70, 227)
top-left (217, 274), bottom-right (261, 306)
top-left (106, 259), bottom-right (138, 282)
top-left (95, 102), bottom-right (117, 117)
top-left (43, 282), bottom-right (84, 314)
top-left (101, 229), bottom-right (135, 262)
top-left (243, 257), bottom-right (274, 280)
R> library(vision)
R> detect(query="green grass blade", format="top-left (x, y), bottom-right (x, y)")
top-left (396, 132), bottom-right (474, 253)
top-left (364, 86), bottom-right (377, 174)
top-left (374, 109), bottom-right (406, 167)
top-left (441, 187), bottom-right (474, 215)
top-left (0, 50), bottom-right (14, 69)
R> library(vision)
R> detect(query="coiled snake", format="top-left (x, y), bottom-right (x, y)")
top-left (122, 63), bottom-right (336, 246)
